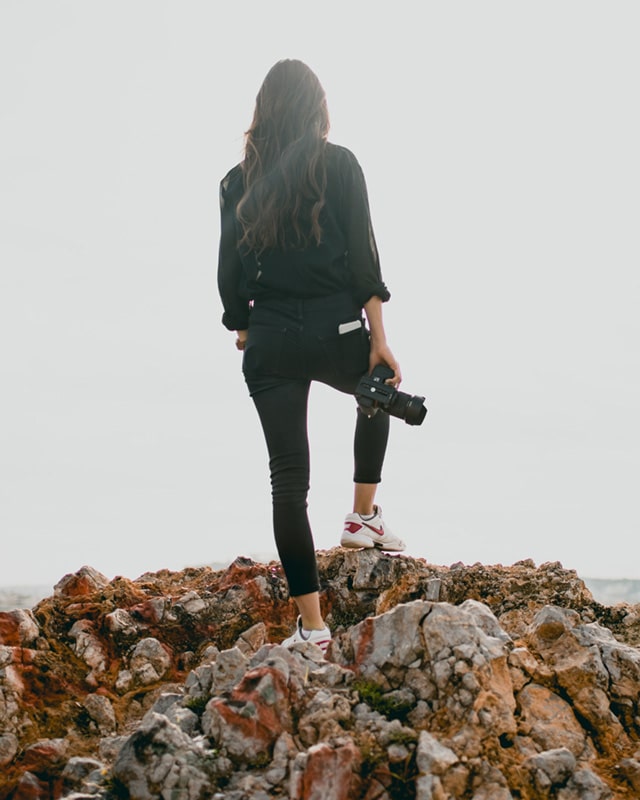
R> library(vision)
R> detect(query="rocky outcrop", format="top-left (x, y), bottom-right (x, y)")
top-left (1, 550), bottom-right (640, 798)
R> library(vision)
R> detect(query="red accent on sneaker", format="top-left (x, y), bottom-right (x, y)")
top-left (362, 521), bottom-right (385, 536)
top-left (344, 522), bottom-right (363, 534)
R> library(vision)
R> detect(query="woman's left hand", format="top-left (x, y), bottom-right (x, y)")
top-left (235, 330), bottom-right (248, 351)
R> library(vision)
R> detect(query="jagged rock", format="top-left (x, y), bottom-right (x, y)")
top-left (110, 712), bottom-right (221, 799)
top-left (68, 620), bottom-right (107, 683)
top-left (82, 694), bottom-right (116, 736)
top-left (415, 730), bottom-right (460, 799)
top-left (11, 770), bottom-right (51, 800)
top-left (128, 637), bottom-right (173, 685)
top-left (264, 731), bottom-right (295, 786)
top-left (525, 606), bottom-right (638, 753)
top-left (104, 608), bottom-right (139, 638)
top-left (174, 590), bottom-right (207, 616)
top-left (60, 757), bottom-right (104, 794)
top-left (202, 647), bottom-right (303, 765)
top-left (417, 730), bottom-right (459, 774)
top-left (97, 735), bottom-right (128, 763)
top-left (524, 747), bottom-right (578, 793)
top-left (234, 621), bottom-right (268, 654)
top-left (289, 739), bottom-right (362, 800)
top-left (0, 657), bottom-right (25, 736)
top-left (209, 646), bottom-right (248, 695)
top-left (0, 610), bottom-right (40, 647)
top-left (517, 683), bottom-right (592, 758)
top-left (21, 737), bottom-right (67, 776)
top-left (54, 566), bottom-right (109, 599)
top-left (2, 551), bottom-right (640, 799)
top-left (557, 768), bottom-right (613, 799)
top-left (332, 598), bottom-right (517, 753)
top-left (299, 687), bottom-right (353, 746)
top-left (145, 691), bottom-right (198, 736)
top-left (114, 668), bottom-right (133, 694)
top-left (616, 757), bottom-right (640, 792)
top-left (0, 733), bottom-right (19, 767)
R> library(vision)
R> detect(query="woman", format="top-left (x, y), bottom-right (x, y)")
top-left (217, 59), bottom-right (404, 654)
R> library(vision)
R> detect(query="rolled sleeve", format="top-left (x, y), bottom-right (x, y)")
top-left (217, 169), bottom-right (250, 331)
top-left (341, 149), bottom-right (391, 305)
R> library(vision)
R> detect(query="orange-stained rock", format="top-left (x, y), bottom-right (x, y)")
top-left (20, 738), bottom-right (67, 776)
top-left (203, 661), bottom-right (296, 764)
top-left (291, 740), bottom-right (362, 800)
top-left (517, 682), bottom-right (591, 758)
top-left (128, 598), bottom-right (166, 625)
top-left (10, 771), bottom-right (54, 800)
top-left (0, 611), bottom-right (39, 647)
top-left (1, 552), bottom-right (640, 799)
top-left (53, 566), bottom-right (109, 599)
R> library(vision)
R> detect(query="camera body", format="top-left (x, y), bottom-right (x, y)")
top-left (355, 365), bottom-right (427, 426)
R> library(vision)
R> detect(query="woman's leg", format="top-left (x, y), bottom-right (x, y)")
top-left (353, 483), bottom-right (377, 516)
top-left (353, 407), bottom-right (390, 513)
top-left (292, 591), bottom-right (325, 630)
top-left (251, 380), bottom-right (326, 630)
top-left (343, 406), bottom-right (405, 550)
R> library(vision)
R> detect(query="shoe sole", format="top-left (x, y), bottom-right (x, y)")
top-left (341, 534), bottom-right (406, 552)
top-left (340, 532), bottom-right (375, 549)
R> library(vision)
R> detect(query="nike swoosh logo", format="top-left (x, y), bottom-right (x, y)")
top-left (362, 522), bottom-right (385, 536)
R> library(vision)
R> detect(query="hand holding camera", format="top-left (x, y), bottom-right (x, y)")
top-left (355, 364), bottom-right (427, 426)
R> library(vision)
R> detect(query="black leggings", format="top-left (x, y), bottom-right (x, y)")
top-left (243, 293), bottom-right (390, 596)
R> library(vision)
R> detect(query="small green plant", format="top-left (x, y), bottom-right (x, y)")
top-left (353, 679), bottom-right (413, 721)
top-left (387, 727), bottom-right (418, 746)
top-left (184, 695), bottom-right (209, 715)
top-left (251, 750), bottom-right (272, 769)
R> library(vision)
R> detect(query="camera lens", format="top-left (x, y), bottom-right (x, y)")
top-left (404, 395), bottom-right (427, 426)
top-left (388, 390), bottom-right (427, 426)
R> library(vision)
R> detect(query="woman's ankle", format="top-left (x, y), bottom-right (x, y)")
top-left (353, 482), bottom-right (377, 517)
top-left (293, 591), bottom-right (325, 631)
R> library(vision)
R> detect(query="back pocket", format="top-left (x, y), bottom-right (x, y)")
top-left (337, 322), bottom-right (370, 376)
top-left (242, 325), bottom-right (287, 378)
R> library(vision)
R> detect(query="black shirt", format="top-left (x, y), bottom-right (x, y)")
top-left (217, 142), bottom-right (390, 331)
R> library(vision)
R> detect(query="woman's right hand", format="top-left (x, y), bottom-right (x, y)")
top-left (363, 296), bottom-right (401, 386)
top-left (369, 339), bottom-right (402, 387)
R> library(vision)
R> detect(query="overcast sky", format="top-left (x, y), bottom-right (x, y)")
top-left (1, 1), bottom-right (639, 589)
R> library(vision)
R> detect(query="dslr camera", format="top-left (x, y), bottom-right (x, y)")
top-left (355, 364), bottom-right (427, 426)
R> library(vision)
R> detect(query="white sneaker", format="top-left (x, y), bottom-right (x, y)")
top-left (340, 505), bottom-right (406, 552)
top-left (282, 616), bottom-right (332, 655)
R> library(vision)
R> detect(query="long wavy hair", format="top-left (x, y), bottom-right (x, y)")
top-left (237, 59), bottom-right (329, 253)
